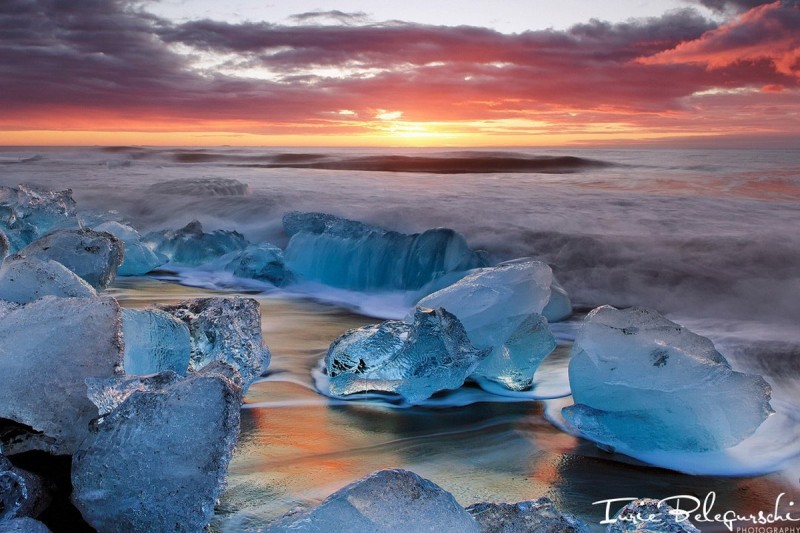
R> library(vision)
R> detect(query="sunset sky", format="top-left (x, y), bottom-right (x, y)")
top-left (1, 0), bottom-right (798, 147)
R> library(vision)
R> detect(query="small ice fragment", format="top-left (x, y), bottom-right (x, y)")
top-left (326, 307), bottom-right (487, 404)
top-left (563, 306), bottom-right (773, 452)
top-left (0, 256), bottom-right (96, 304)
top-left (283, 211), bottom-right (489, 291)
top-left (417, 258), bottom-right (557, 390)
top-left (223, 243), bottom-right (292, 286)
top-left (606, 498), bottom-right (700, 532)
top-left (142, 220), bottom-right (248, 266)
top-left (466, 497), bottom-right (589, 533)
top-left (94, 221), bottom-right (167, 275)
top-left (121, 308), bottom-right (191, 376)
top-left (15, 229), bottom-right (124, 289)
top-left (265, 469), bottom-right (480, 532)
top-left (0, 297), bottom-right (123, 454)
top-left (158, 297), bottom-right (270, 389)
top-left (72, 369), bottom-right (241, 533)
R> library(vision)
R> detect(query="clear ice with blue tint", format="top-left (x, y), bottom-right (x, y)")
top-left (416, 259), bottom-right (557, 390)
top-left (94, 221), bottom-right (167, 275)
top-left (121, 308), bottom-right (191, 376)
top-left (223, 243), bottom-right (292, 286)
top-left (563, 306), bottom-right (773, 452)
top-left (142, 220), bottom-right (248, 266)
top-left (0, 256), bottom-right (96, 304)
top-left (265, 469), bottom-right (480, 533)
top-left (0, 185), bottom-right (78, 253)
top-left (326, 307), bottom-right (486, 404)
top-left (283, 212), bottom-right (489, 291)
top-left (466, 497), bottom-right (589, 533)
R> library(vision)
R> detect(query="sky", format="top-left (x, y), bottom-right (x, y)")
top-left (0, 0), bottom-right (798, 147)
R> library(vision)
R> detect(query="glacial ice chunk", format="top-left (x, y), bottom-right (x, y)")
top-left (223, 243), bottom-right (292, 286)
top-left (0, 297), bottom-right (123, 455)
top-left (265, 469), bottom-right (480, 532)
top-left (72, 369), bottom-right (241, 533)
top-left (416, 259), bottom-right (557, 390)
top-left (542, 278), bottom-right (572, 322)
top-left (0, 256), bottom-right (96, 304)
top-left (94, 221), bottom-right (167, 275)
top-left (16, 229), bottom-right (123, 289)
top-left (0, 518), bottom-right (52, 533)
top-left (121, 308), bottom-right (191, 375)
top-left (326, 307), bottom-right (486, 404)
top-left (283, 212), bottom-right (489, 291)
top-left (0, 185), bottom-right (78, 253)
top-left (606, 498), bottom-right (700, 532)
top-left (563, 306), bottom-right (773, 452)
top-left (86, 372), bottom-right (183, 416)
top-left (0, 467), bottom-right (25, 521)
top-left (466, 497), bottom-right (589, 533)
top-left (143, 220), bottom-right (248, 266)
top-left (158, 297), bottom-right (270, 388)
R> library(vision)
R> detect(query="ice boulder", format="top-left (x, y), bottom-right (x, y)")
top-left (223, 243), bottom-right (292, 286)
top-left (15, 229), bottom-right (124, 290)
top-left (606, 498), bottom-right (699, 532)
top-left (283, 212), bottom-right (489, 292)
top-left (121, 308), bottom-right (191, 375)
top-left (563, 306), bottom-right (773, 452)
top-left (142, 220), bottom-right (248, 266)
top-left (466, 497), bottom-right (589, 533)
top-left (0, 256), bottom-right (96, 304)
top-left (0, 185), bottom-right (78, 253)
top-left (72, 368), bottom-right (241, 533)
top-left (0, 297), bottom-right (123, 455)
top-left (416, 259), bottom-right (557, 390)
top-left (0, 518), bottom-right (52, 533)
top-left (158, 297), bottom-right (270, 388)
top-left (94, 221), bottom-right (167, 276)
top-left (326, 307), bottom-right (486, 404)
top-left (266, 469), bottom-right (480, 532)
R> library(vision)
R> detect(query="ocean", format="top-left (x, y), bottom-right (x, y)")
top-left (1, 146), bottom-right (798, 531)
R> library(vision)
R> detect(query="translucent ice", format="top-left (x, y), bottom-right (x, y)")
top-left (72, 369), bottom-right (241, 533)
top-left (0, 185), bottom-right (78, 253)
top-left (563, 306), bottom-right (773, 452)
top-left (326, 307), bottom-right (486, 404)
top-left (0, 518), bottom-right (52, 533)
top-left (606, 498), bottom-right (700, 532)
top-left (0, 297), bottom-right (123, 454)
top-left (542, 278), bottom-right (572, 322)
top-left (121, 308), bottom-right (191, 376)
top-left (416, 259), bottom-right (557, 390)
top-left (0, 467), bottom-right (25, 521)
top-left (466, 497), bottom-right (589, 533)
top-left (16, 229), bottom-right (124, 289)
top-left (143, 220), bottom-right (248, 266)
top-left (0, 256), bottom-right (96, 304)
top-left (158, 297), bottom-right (270, 388)
top-left (94, 221), bottom-right (167, 276)
top-left (223, 243), bottom-right (292, 286)
top-left (283, 211), bottom-right (489, 291)
top-left (265, 469), bottom-right (480, 532)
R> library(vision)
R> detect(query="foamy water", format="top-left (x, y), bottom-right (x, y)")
top-left (3, 146), bottom-right (799, 530)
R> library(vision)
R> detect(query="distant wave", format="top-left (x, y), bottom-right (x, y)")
top-left (96, 147), bottom-right (613, 174)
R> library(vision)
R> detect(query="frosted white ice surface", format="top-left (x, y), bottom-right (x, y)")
top-left (563, 306), bottom-right (773, 452)
top-left (466, 497), bottom-right (589, 533)
top-left (158, 297), bottom-right (270, 389)
top-left (0, 296), bottom-right (123, 454)
top-left (283, 211), bottom-right (489, 292)
top-left (417, 258), bottom-right (557, 390)
top-left (606, 498), bottom-right (700, 532)
top-left (94, 221), bottom-right (167, 276)
top-left (0, 256), bottom-right (96, 303)
top-left (326, 307), bottom-right (487, 404)
top-left (15, 229), bottom-right (123, 289)
top-left (143, 220), bottom-right (248, 266)
top-left (121, 308), bottom-right (191, 375)
top-left (265, 469), bottom-right (480, 533)
top-left (72, 368), bottom-right (241, 533)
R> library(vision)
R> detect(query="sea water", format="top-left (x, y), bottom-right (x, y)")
top-left (1, 146), bottom-right (798, 531)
